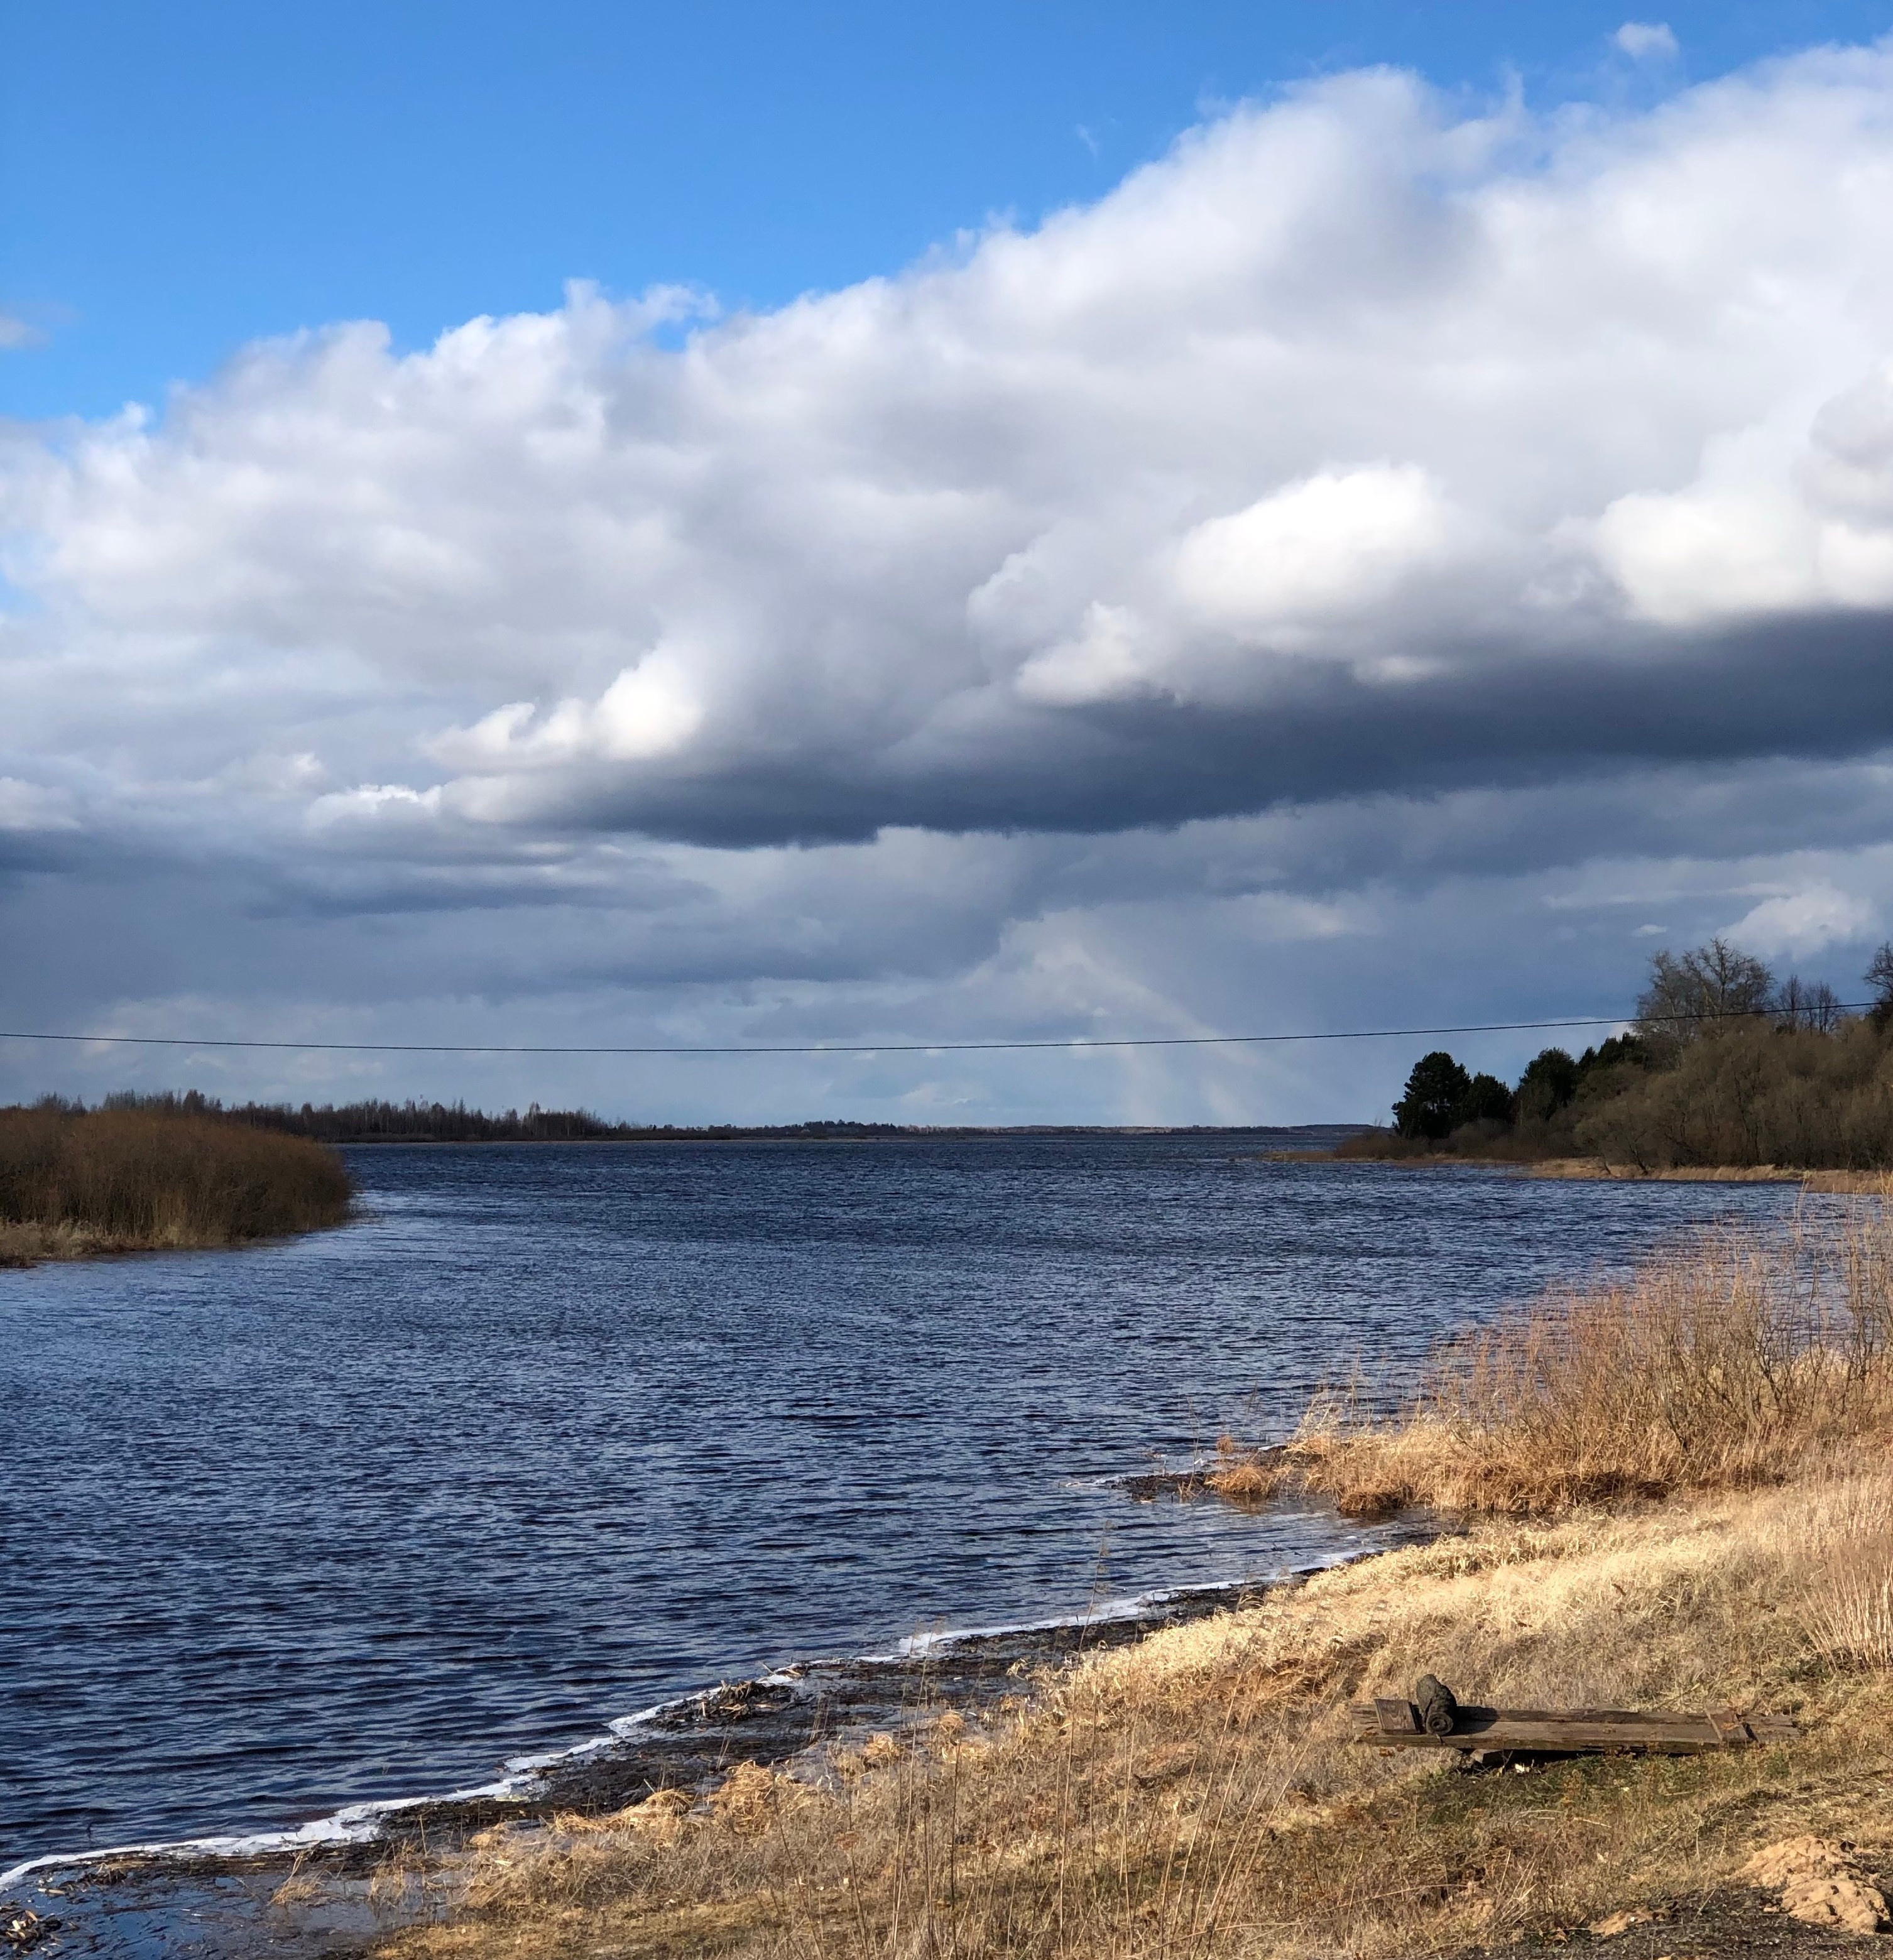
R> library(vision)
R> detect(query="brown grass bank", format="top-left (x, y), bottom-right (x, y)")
top-left (379, 1474), bottom-right (1893, 1960)
top-left (0, 1104), bottom-right (353, 1265)
top-left (378, 1209), bottom-right (1893, 1960)
top-left (1331, 1143), bottom-right (1893, 1194)
top-left (1525, 1160), bottom-right (1890, 1192)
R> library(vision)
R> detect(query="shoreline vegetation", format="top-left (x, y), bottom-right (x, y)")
top-left (1338, 1158), bottom-right (1893, 1191)
top-left (1532, 1161), bottom-right (1890, 1191)
top-left (0, 1102), bottom-right (352, 1268)
top-left (366, 1202), bottom-right (1893, 1960)
top-left (1338, 935), bottom-right (1893, 1177)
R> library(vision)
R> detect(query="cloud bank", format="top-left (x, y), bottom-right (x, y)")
top-left (6, 42), bottom-right (1893, 1116)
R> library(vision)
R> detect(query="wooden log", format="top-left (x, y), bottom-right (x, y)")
top-left (1348, 1700), bottom-right (1798, 1755)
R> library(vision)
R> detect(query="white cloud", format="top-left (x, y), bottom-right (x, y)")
top-left (1014, 602), bottom-right (1151, 705)
top-left (1171, 466), bottom-right (1458, 638)
top-left (1615, 22), bottom-right (1680, 61)
top-left (1727, 883), bottom-right (1880, 959)
top-left (9, 48), bottom-right (1893, 852)
top-left (1593, 365), bottom-right (1893, 621)
top-left (305, 783), bottom-right (444, 830)
top-left (430, 647), bottom-right (704, 768)
top-left (0, 777), bottom-right (78, 831)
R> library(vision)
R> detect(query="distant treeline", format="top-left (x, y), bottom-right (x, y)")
top-left (1344, 938), bottom-right (1893, 1170)
top-left (48, 1093), bottom-right (938, 1145)
top-left (65, 1094), bottom-right (1255, 1145)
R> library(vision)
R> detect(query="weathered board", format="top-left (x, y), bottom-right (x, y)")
top-left (1348, 1700), bottom-right (1798, 1756)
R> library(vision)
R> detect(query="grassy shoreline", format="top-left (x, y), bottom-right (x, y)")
top-left (0, 1105), bottom-right (353, 1268)
top-left (1527, 1160), bottom-right (1890, 1192)
top-left (380, 1481), bottom-right (1893, 1960)
top-left (1323, 1151), bottom-right (1892, 1193)
top-left (371, 1203), bottom-right (1893, 1959)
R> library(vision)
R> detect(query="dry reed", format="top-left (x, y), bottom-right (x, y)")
top-left (1243, 1206), bottom-right (1893, 1518)
top-left (0, 1104), bottom-right (352, 1261)
top-left (1791, 1477), bottom-right (1893, 1672)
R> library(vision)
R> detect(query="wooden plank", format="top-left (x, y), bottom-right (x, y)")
top-left (1707, 1708), bottom-right (1754, 1746)
top-left (1471, 1707), bottom-right (1711, 1728)
top-left (1348, 1701), bottom-right (1798, 1756)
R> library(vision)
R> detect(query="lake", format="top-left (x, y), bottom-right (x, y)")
top-left (0, 1135), bottom-right (1825, 1872)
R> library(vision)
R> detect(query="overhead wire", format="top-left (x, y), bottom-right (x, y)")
top-left (0, 1001), bottom-right (1874, 1058)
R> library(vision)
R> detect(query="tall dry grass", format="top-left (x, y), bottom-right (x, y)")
top-left (0, 1103), bottom-right (352, 1261)
top-left (1792, 1476), bottom-right (1893, 1672)
top-left (1251, 1206), bottom-right (1893, 1518)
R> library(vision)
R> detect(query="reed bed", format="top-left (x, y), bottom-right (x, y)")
top-left (0, 1103), bottom-right (352, 1261)
top-left (1211, 1202), bottom-right (1893, 1518)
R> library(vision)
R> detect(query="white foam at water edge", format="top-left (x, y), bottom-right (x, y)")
top-left (0, 1771), bottom-right (530, 1895)
top-left (0, 1548), bottom-right (1392, 1898)
top-left (859, 1575), bottom-right (1262, 1662)
top-left (0, 1677), bottom-right (822, 1897)
top-left (862, 1540), bottom-right (1408, 1661)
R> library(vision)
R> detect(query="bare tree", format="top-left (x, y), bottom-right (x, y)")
top-left (1868, 943), bottom-right (1893, 1030)
top-left (1777, 976), bottom-right (1846, 1033)
top-left (1635, 937), bottom-right (1776, 1048)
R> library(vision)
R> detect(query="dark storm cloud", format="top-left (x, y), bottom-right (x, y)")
top-left (469, 611), bottom-right (1893, 847)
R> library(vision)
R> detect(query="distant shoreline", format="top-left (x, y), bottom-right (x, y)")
top-left (326, 1123), bottom-right (1369, 1145)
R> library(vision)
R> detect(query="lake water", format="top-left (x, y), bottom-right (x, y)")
top-left (0, 1136), bottom-right (1825, 1874)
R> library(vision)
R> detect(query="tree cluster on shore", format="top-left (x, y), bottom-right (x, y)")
top-left (1346, 937), bottom-right (1893, 1170)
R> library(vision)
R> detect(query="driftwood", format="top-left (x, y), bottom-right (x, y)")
top-left (1350, 1689), bottom-right (1798, 1758)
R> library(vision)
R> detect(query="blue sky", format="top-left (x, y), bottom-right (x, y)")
top-left (5, 4), bottom-right (1893, 1124)
top-left (8, 1), bottom-right (1893, 419)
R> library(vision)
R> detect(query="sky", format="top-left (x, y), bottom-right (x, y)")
top-left (5, 1), bottom-right (1893, 1124)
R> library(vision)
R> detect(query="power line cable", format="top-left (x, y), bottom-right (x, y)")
top-left (0, 1002), bottom-right (1874, 1058)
